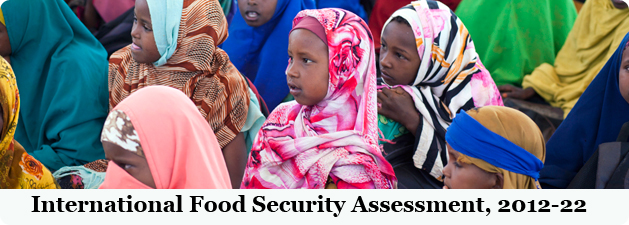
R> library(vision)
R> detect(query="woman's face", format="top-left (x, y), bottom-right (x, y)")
top-left (286, 29), bottom-right (329, 106)
top-left (442, 144), bottom-right (503, 189)
top-left (0, 23), bottom-right (11, 57)
top-left (619, 45), bottom-right (629, 104)
top-left (103, 141), bottom-right (156, 188)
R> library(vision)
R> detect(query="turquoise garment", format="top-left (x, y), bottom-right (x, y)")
top-left (243, 88), bottom-right (266, 154)
top-left (147, 0), bottom-right (183, 66)
top-left (3, 0), bottom-right (109, 171)
top-left (378, 114), bottom-right (409, 145)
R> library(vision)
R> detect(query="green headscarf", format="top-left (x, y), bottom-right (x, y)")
top-left (2, 0), bottom-right (109, 171)
top-left (455, 0), bottom-right (577, 86)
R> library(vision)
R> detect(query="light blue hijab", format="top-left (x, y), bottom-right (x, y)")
top-left (147, 0), bottom-right (183, 66)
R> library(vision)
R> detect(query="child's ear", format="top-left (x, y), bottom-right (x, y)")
top-left (490, 173), bottom-right (504, 189)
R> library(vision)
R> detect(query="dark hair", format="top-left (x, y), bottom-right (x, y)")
top-left (391, 16), bottom-right (410, 27)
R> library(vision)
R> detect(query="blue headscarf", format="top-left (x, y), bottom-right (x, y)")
top-left (147, 0), bottom-right (183, 67)
top-left (316, 0), bottom-right (367, 22)
top-left (3, 0), bottom-right (109, 171)
top-left (222, 0), bottom-right (315, 111)
top-left (446, 110), bottom-right (544, 180)
top-left (539, 32), bottom-right (629, 189)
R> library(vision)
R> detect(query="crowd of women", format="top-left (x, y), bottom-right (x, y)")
top-left (0, 0), bottom-right (627, 189)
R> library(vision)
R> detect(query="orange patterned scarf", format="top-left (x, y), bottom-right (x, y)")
top-left (108, 0), bottom-right (249, 147)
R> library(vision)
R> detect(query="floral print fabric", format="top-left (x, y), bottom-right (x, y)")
top-left (241, 8), bottom-right (397, 189)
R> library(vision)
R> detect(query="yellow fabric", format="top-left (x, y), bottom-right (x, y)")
top-left (522, 0), bottom-right (629, 117)
top-left (0, 58), bottom-right (57, 189)
top-left (457, 106), bottom-right (546, 189)
top-left (0, 8), bottom-right (4, 26)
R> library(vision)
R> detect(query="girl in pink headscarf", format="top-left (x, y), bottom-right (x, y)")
top-left (99, 86), bottom-right (231, 189)
top-left (241, 8), bottom-right (397, 189)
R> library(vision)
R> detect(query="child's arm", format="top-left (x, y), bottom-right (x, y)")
top-left (222, 132), bottom-right (247, 189)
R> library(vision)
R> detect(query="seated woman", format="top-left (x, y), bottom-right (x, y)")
top-left (539, 33), bottom-right (629, 189)
top-left (100, 86), bottom-right (231, 189)
top-left (221, 0), bottom-right (315, 111)
top-left (0, 58), bottom-right (58, 189)
top-left (443, 106), bottom-right (545, 189)
top-left (455, 0), bottom-right (577, 87)
top-left (0, 0), bottom-right (109, 171)
top-left (500, 0), bottom-right (629, 117)
top-left (376, 0), bottom-right (503, 189)
top-left (241, 8), bottom-right (397, 189)
top-left (108, 0), bottom-right (253, 188)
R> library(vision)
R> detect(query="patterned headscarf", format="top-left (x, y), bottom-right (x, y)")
top-left (380, 0), bottom-right (503, 180)
top-left (109, 0), bottom-right (249, 148)
top-left (241, 8), bottom-right (397, 189)
top-left (0, 58), bottom-right (57, 189)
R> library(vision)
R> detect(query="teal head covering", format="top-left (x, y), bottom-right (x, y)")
top-left (147, 0), bottom-right (183, 67)
top-left (2, 0), bottom-right (109, 171)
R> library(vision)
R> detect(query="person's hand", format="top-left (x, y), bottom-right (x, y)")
top-left (498, 85), bottom-right (536, 100)
top-left (377, 87), bottom-right (420, 136)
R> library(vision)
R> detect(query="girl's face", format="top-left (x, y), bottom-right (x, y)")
top-left (379, 20), bottom-right (420, 86)
top-left (130, 0), bottom-right (161, 64)
top-left (442, 144), bottom-right (503, 189)
top-left (103, 141), bottom-right (156, 188)
top-left (286, 29), bottom-right (329, 106)
top-left (619, 46), bottom-right (629, 104)
top-left (0, 23), bottom-right (11, 57)
top-left (238, 0), bottom-right (278, 27)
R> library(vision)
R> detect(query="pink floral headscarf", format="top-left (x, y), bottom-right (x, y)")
top-left (380, 0), bottom-right (503, 180)
top-left (241, 8), bottom-right (397, 189)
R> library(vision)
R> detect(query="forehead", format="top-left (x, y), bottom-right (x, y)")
top-left (382, 21), bottom-right (416, 47)
top-left (289, 29), bottom-right (326, 49)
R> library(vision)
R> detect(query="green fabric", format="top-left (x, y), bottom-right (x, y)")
top-left (220, 0), bottom-right (232, 16)
top-left (455, 0), bottom-right (577, 86)
top-left (53, 166), bottom-right (106, 189)
top-left (243, 88), bottom-right (266, 154)
top-left (3, 0), bottom-right (109, 171)
top-left (282, 93), bottom-right (294, 102)
top-left (378, 114), bottom-right (408, 145)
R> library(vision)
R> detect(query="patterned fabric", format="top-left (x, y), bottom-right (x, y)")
top-left (0, 58), bottom-right (58, 189)
top-left (241, 9), bottom-right (397, 189)
top-left (109, 0), bottom-right (250, 148)
top-left (84, 159), bottom-right (109, 172)
top-left (101, 110), bottom-right (144, 156)
top-left (380, 0), bottom-right (503, 180)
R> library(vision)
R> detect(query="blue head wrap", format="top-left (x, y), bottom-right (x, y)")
top-left (446, 110), bottom-right (544, 180)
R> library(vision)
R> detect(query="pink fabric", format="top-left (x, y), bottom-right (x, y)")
top-left (93, 0), bottom-right (135, 23)
top-left (290, 16), bottom-right (327, 43)
top-left (101, 86), bottom-right (231, 189)
top-left (241, 9), bottom-right (397, 189)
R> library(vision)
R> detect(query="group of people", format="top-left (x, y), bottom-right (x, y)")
top-left (0, 0), bottom-right (627, 190)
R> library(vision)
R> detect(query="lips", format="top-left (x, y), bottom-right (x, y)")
top-left (244, 10), bottom-right (260, 22)
top-left (380, 70), bottom-right (394, 82)
top-left (131, 43), bottom-right (142, 51)
top-left (287, 81), bottom-right (302, 96)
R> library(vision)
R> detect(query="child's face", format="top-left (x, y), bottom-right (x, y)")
top-left (130, 0), bottom-right (161, 64)
top-left (0, 23), bottom-right (11, 57)
top-left (286, 29), bottom-right (329, 106)
top-left (442, 144), bottom-right (503, 189)
top-left (379, 21), bottom-right (420, 86)
top-left (103, 141), bottom-right (156, 188)
top-left (612, 0), bottom-right (628, 9)
top-left (238, 0), bottom-right (278, 27)
top-left (619, 46), bottom-right (629, 104)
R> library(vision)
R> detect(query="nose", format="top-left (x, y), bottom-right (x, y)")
top-left (286, 59), bottom-right (298, 79)
top-left (131, 21), bottom-right (140, 40)
top-left (379, 48), bottom-right (392, 69)
top-left (246, 0), bottom-right (257, 6)
top-left (442, 161), bottom-right (452, 179)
